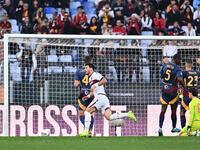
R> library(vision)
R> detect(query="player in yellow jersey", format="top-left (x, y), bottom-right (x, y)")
top-left (179, 87), bottom-right (200, 136)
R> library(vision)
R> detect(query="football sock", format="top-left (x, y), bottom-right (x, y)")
top-left (84, 111), bottom-right (91, 132)
top-left (80, 116), bottom-right (85, 125)
top-left (171, 113), bottom-right (177, 128)
top-left (180, 115), bottom-right (186, 128)
top-left (89, 116), bottom-right (94, 132)
top-left (159, 112), bottom-right (165, 128)
top-left (110, 113), bottom-right (127, 121)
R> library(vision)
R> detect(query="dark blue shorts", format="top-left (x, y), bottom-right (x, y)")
top-left (181, 96), bottom-right (191, 111)
top-left (78, 98), bottom-right (93, 111)
top-left (160, 92), bottom-right (179, 104)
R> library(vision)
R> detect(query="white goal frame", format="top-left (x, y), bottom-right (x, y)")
top-left (3, 34), bottom-right (200, 136)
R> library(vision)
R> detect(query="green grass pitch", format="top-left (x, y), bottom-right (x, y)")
top-left (0, 136), bottom-right (199, 150)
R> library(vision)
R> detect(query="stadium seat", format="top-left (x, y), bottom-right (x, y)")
top-left (141, 31), bottom-right (153, 36)
top-left (64, 66), bottom-right (77, 74)
top-left (8, 54), bottom-right (17, 62)
top-left (60, 55), bottom-right (72, 62)
top-left (44, 7), bottom-right (56, 14)
top-left (70, 2), bottom-right (81, 11)
top-left (48, 55), bottom-right (58, 62)
top-left (84, 2), bottom-right (95, 9)
top-left (71, 9), bottom-right (77, 16)
top-left (108, 66), bottom-right (118, 83)
top-left (10, 62), bottom-right (22, 82)
top-left (47, 55), bottom-right (62, 74)
top-left (75, 39), bottom-right (82, 45)
top-left (114, 43), bottom-right (120, 48)
top-left (87, 0), bottom-right (95, 3)
top-left (75, 0), bottom-right (87, 5)
top-left (46, 14), bottom-right (53, 20)
top-left (8, 19), bottom-right (17, 26)
top-left (57, 8), bottom-right (69, 14)
top-left (48, 66), bottom-right (62, 74)
top-left (181, 26), bottom-right (187, 31)
top-left (11, 25), bottom-right (20, 34)
top-left (141, 31), bottom-right (153, 46)
top-left (65, 8), bottom-right (70, 13)
top-left (161, 11), bottom-right (165, 19)
top-left (57, 8), bottom-right (62, 14)
top-left (84, 8), bottom-right (96, 15)
top-left (127, 40), bottom-right (132, 46)
top-left (50, 49), bottom-right (57, 55)
top-left (84, 39), bottom-right (93, 45)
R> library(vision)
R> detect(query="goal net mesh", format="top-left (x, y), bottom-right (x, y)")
top-left (1, 35), bottom-right (200, 136)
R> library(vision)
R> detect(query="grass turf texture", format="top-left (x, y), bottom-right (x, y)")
top-left (0, 136), bottom-right (199, 150)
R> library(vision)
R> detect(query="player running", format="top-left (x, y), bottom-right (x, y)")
top-left (74, 56), bottom-right (94, 137)
top-left (158, 54), bottom-right (185, 136)
top-left (179, 87), bottom-right (200, 136)
top-left (79, 63), bottom-right (137, 137)
top-left (180, 59), bottom-right (200, 129)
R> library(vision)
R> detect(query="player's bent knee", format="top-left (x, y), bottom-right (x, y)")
top-left (104, 109), bottom-right (112, 120)
top-left (78, 110), bottom-right (84, 116)
top-left (180, 110), bottom-right (185, 116)
top-left (86, 107), bottom-right (96, 113)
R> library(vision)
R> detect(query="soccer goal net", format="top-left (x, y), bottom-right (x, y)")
top-left (0, 34), bottom-right (200, 136)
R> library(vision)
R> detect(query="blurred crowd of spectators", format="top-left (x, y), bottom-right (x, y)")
top-left (1, 0), bottom-right (200, 84)
top-left (0, 0), bottom-right (200, 38)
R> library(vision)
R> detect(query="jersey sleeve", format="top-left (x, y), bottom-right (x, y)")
top-left (95, 72), bottom-right (104, 81)
top-left (188, 101), bottom-right (195, 126)
top-left (74, 69), bottom-right (80, 81)
top-left (176, 67), bottom-right (182, 77)
top-left (89, 72), bottom-right (104, 87)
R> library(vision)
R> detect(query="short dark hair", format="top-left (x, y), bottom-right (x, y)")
top-left (77, 5), bottom-right (83, 9)
top-left (186, 59), bottom-right (193, 66)
top-left (188, 87), bottom-right (198, 97)
top-left (173, 54), bottom-right (181, 61)
top-left (85, 63), bottom-right (95, 70)
top-left (84, 56), bottom-right (93, 64)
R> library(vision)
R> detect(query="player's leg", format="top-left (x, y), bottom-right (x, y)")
top-left (84, 107), bottom-right (96, 132)
top-left (180, 107), bottom-right (186, 129)
top-left (79, 107), bottom-right (96, 137)
top-left (179, 125), bottom-right (188, 136)
top-left (101, 95), bottom-right (137, 121)
top-left (103, 108), bottom-right (137, 121)
top-left (78, 110), bottom-right (85, 125)
top-left (158, 104), bottom-right (168, 136)
top-left (78, 99), bottom-right (94, 136)
top-left (180, 97), bottom-right (190, 128)
top-left (159, 93), bottom-right (169, 132)
top-left (170, 103), bottom-right (181, 132)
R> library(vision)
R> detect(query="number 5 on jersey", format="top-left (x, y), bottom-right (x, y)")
top-left (165, 69), bottom-right (171, 81)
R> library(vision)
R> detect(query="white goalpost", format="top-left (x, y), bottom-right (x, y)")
top-left (1, 34), bottom-right (200, 136)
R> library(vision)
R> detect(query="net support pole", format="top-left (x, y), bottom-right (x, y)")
top-left (9, 80), bottom-right (13, 103)
top-left (3, 34), bottom-right (9, 136)
top-left (40, 87), bottom-right (43, 104)
top-left (44, 80), bottom-right (49, 104)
